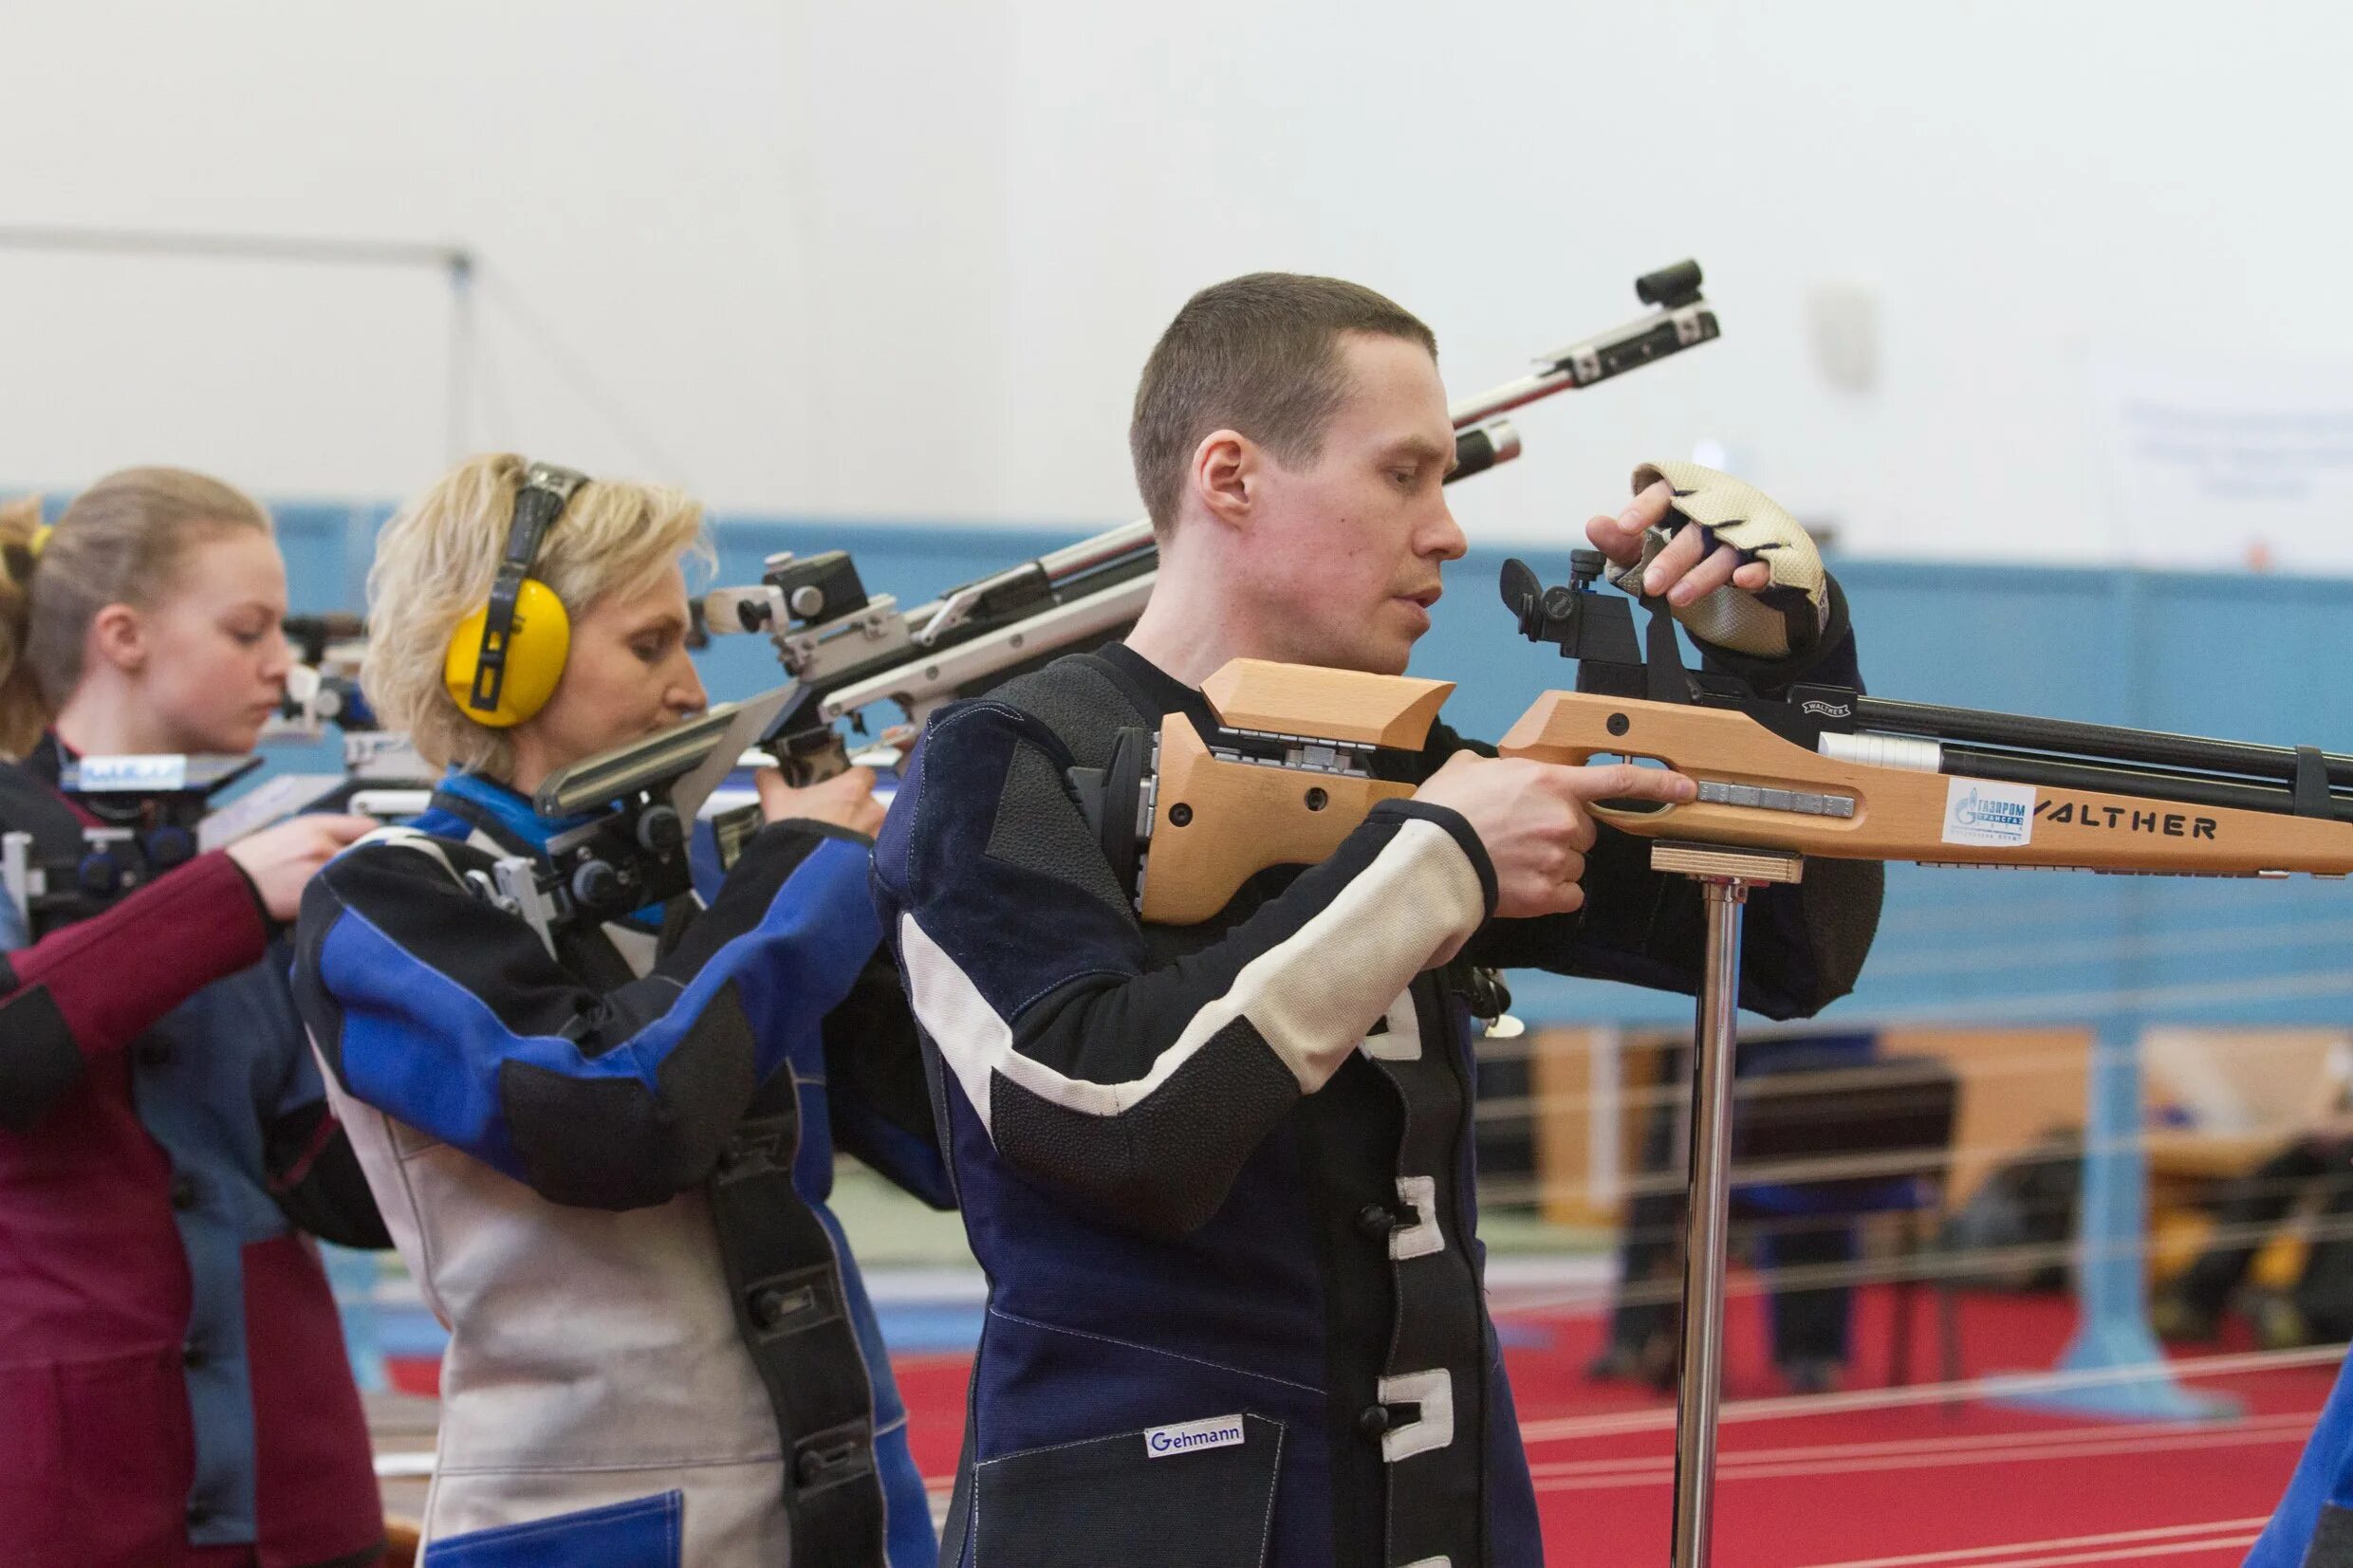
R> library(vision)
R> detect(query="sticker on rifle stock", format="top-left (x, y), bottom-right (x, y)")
top-left (1942, 777), bottom-right (2035, 847)
top-left (1143, 1414), bottom-right (1246, 1459)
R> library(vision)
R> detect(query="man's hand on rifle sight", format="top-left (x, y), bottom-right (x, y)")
top-left (754, 764), bottom-right (886, 839)
top-left (1416, 753), bottom-right (1695, 919)
top-left (1587, 479), bottom-right (1770, 608)
top-left (228, 814), bottom-right (376, 922)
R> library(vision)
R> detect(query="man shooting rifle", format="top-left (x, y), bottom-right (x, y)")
top-left (869, 271), bottom-right (1880, 1568)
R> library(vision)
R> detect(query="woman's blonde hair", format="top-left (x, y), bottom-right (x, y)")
top-left (363, 453), bottom-right (711, 778)
top-left (0, 470), bottom-right (272, 757)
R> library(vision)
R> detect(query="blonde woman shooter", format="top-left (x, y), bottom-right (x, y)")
top-left (0, 474), bottom-right (387, 1568)
top-left (289, 454), bottom-right (951, 1567)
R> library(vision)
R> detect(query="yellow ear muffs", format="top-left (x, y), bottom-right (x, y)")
top-left (441, 460), bottom-right (590, 729)
top-left (444, 578), bottom-right (571, 728)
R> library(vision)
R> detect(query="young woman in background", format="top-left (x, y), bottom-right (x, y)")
top-left (291, 454), bottom-right (948, 1567)
top-left (0, 471), bottom-right (387, 1568)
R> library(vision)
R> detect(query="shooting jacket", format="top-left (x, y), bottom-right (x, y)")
top-left (290, 770), bottom-right (950, 1568)
top-left (872, 624), bottom-right (1883, 1568)
top-left (0, 733), bottom-right (386, 1568)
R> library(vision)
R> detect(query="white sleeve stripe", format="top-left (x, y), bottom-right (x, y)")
top-left (901, 910), bottom-right (1215, 1130)
top-left (1232, 818), bottom-right (1484, 1090)
top-left (899, 913), bottom-right (1015, 1133)
top-left (897, 816), bottom-right (1488, 1131)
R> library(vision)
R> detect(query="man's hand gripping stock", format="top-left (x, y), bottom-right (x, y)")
top-left (1414, 462), bottom-right (1832, 918)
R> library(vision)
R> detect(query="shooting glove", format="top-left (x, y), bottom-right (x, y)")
top-left (1607, 461), bottom-right (1830, 662)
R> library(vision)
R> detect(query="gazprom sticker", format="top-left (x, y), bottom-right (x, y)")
top-left (77, 754), bottom-right (188, 792)
top-left (1942, 777), bottom-right (2035, 847)
top-left (1143, 1414), bottom-right (1246, 1459)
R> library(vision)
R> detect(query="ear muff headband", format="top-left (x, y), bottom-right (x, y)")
top-left (444, 461), bottom-right (588, 728)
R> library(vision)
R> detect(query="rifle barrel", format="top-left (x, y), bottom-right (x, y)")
top-left (1853, 695), bottom-right (2353, 790)
top-left (1039, 521), bottom-right (1154, 583)
top-left (1450, 369), bottom-right (1576, 431)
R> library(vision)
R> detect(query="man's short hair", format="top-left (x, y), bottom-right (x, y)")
top-left (1129, 272), bottom-right (1437, 532)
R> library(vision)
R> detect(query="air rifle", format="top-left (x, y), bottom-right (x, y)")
top-left (265, 612), bottom-right (435, 819)
top-left (698, 260), bottom-right (1722, 785)
top-left (2, 753), bottom-right (262, 933)
top-left (1096, 547), bottom-right (2353, 929)
top-left (269, 613), bottom-right (380, 740)
top-left (2, 614), bottom-right (450, 931)
top-left (460, 688), bottom-right (793, 955)
top-left (1492, 556), bottom-right (2353, 875)
top-left (0, 730), bottom-right (448, 933)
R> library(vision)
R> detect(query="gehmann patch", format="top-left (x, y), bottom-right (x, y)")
top-left (1143, 1414), bottom-right (1246, 1459)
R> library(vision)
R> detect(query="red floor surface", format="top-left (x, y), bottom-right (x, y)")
top-left (894, 1281), bottom-right (2332, 1566)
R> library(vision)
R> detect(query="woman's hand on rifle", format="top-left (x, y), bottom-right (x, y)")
top-left (754, 764), bottom-right (886, 839)
top-left (227, 815), bottom-right (376, 921)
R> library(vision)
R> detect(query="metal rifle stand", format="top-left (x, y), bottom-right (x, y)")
top-left (1654, 841), bottom-right (1805, 1568)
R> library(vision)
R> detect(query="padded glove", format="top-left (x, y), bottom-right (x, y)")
top-left (1607, 461), bottom-right (1830, 661)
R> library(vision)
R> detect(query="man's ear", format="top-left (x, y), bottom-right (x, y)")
top-left (1189, 429), bottom-right (1259, 533)
top-left (86, 602), bottom-right (147, 676)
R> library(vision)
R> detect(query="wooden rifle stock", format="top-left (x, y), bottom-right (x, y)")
top-left (1137, 662), bottom-right (1447, 924)
top-left (1500, 691), bottom-right (2353, 876)
top-left (1129, 662), bottom-right (2353, 926)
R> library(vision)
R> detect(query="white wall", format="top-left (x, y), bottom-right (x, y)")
top-left (2, 0), bottom-right (2349, 563)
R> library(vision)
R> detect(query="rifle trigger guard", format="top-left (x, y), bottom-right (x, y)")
top-left (1588, 795), bottom-right (1683, 827)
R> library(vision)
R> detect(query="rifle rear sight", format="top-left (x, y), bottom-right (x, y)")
top-left (1499, 553), bottom-right (1645, 695)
